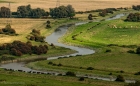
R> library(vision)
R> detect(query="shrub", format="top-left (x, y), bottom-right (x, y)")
top-left (109, 73), bottom-right (113, 75)
top-left (120, 70), bottom-right (125, 73)
top-left (79, 77), bottom-right (85, 81)
top-left (136, 47), bottom-right (140, 54)
top-left (87, 67), bottom-right (94, 70)
top-left (105, 49), bottom-right (111, 53)
top-left (48, 61), bottom-right (53, 65)
top-left (57, 63), bottom-right (62, 66)
top-left (127, 50), bottom-right (135, 54)
top-left (115, 75), bottom-right (125, 82)
top-left (134, 71), bottom-right (140, 75)
top-left (66, 71), bottom-right (76, 77)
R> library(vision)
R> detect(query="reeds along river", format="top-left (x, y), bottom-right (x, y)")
top-left (0, 13), bottom-right (135, 83)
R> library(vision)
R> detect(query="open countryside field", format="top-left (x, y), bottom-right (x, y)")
top-left (0, 0), bottom-right (140, 11)
top-left (28, 18), bottom-right (140, 81)
top-left (0, 18), bottom-right (46, 44)
top-left (0, 0), bottom-right (140, 86)
top-left (0, 69), bottom-right (125, 86)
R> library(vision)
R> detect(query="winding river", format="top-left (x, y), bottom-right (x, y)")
top-left (0, 13), bottom-right (136, 83)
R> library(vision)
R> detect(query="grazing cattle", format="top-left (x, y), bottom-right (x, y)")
top-left (119, 26), bottom-right (122, 28)
top-left (113, 25), bottom-right (117, 28)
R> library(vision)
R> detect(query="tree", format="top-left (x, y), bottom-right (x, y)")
top-left (0, 6), bottom-right (10, 18)
top-left (17, 5), bottom-right (28, 18)
top-left (49, 5), bottom-right (75, 18)
top-left (17, 4), bottom-right (49, 18)
top-left (88, 14), bottom-right (93, 20)
top-left (46, 20), bottom-right (51, 28)
top-left (66, 5), bottom-right (75, 18)
top-left (115, 75), bottom-right (125, 82)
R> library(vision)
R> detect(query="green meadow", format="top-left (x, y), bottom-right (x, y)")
top-left (28, 18), bottom-right (140, 81)
top-left (0, 69), bottom-right (125, 86)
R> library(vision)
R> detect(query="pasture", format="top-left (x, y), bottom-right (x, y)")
top-left (28, 19), bottom-right (140, 80)
top-left (0, 0), bottom-right (140, 11)
top-left (0, 68), bottom-right (125, 86)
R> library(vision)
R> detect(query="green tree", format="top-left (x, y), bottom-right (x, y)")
top-left (0, 6), bottom-right (10, 18)
top-left (66, 5), bottom-right (75, 18)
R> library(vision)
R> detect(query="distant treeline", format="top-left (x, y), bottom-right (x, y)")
top-left (0, 4), bottom-right (75, 18)
top-left (0, 41), bottom-right (48, 56)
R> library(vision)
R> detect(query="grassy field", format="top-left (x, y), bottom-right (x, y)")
top-left (0, 68), bottom-right (125, 86)
top-left (0, 0), bottom-right (140, 11)
top-left (61, 19), bottom-right (140, 47)
top-left (27, 17), bottom-right (140, 81)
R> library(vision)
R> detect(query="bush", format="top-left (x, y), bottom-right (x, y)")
top-left (105, 49), bottom-right (111, 53)
top-left (57, 63), bottom-right (62, 66)
top-left (48, 61), bottom-right (53, 65)
top-left (127, 50), bottom-right (135, 54)
top-left (87, 67), bottom-right (94, 70)
top-left (136, 47), bottom-right (140, 54)
top-left (134, 71), bottom-right (140, 75)
top-left (115, 75), bottom-right (125, 82)
top-left (66, 71), bottom-right (76, 77)
top-left (79, 77), bottom-right (85, 81)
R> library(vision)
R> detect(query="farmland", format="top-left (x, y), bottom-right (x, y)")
top-left (0, 0), bottom-right (140, 11)
top-left (0, 0), bottom-right (140, 86)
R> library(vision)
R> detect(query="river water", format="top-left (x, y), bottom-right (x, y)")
top-left (0, 13), bottom-right (135, 83)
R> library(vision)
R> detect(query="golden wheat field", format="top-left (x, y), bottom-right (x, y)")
top-left (0, 18), bottom-right (46, 44)
top-left (0, 0), bottom-right (140, 11)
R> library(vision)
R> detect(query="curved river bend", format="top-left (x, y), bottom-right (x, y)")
top-left (0, 14), bottom-right (135, 83)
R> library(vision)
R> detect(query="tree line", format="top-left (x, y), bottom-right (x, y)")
top-left (0, 41), bottom-right (48, 56)
top-left (49, 5), bottom-right (75, 18)
top-left (0, 4), bottom-right (75, 18)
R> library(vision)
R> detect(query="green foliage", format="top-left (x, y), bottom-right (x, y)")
top-left (46, 20), bottom-right (51, 28)
top-left (105, 49), bottom-right (111, 53)
top-left (134, 71), bottom-right (140, 75)
top-left (125, 13), bottom-right (140, 22)
top-left (0, 40), bottom-right (48, 57)
top-left (0, 24), bottom-right (16, 35)
top-left (17, 4), bottom-right (49, 18)
top-left (79, 77), bottom-right (85, 81)
top-left (127, 50), bottom-right (135, 54)
top-left (132, 5), bottom-right (140, 10)
top-left (87, 67), bottom-right (94, 70)
top-left (136, 47), bottom-right (140, 54)
top-left (50, 5), bottom-right (75, 18)
top-left (0, 6), bottom-right (10, 18)
top-left (88, 14), bottom-right (93, 20)
top-left (29, 29), bottom-right (45, 42)
top-left (115, 75), bottom-right (125, 82)
top-left (66, 71), bottom-right (76, 77)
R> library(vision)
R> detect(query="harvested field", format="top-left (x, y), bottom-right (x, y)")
top-left (0, 0), bottom-right (140, 11)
